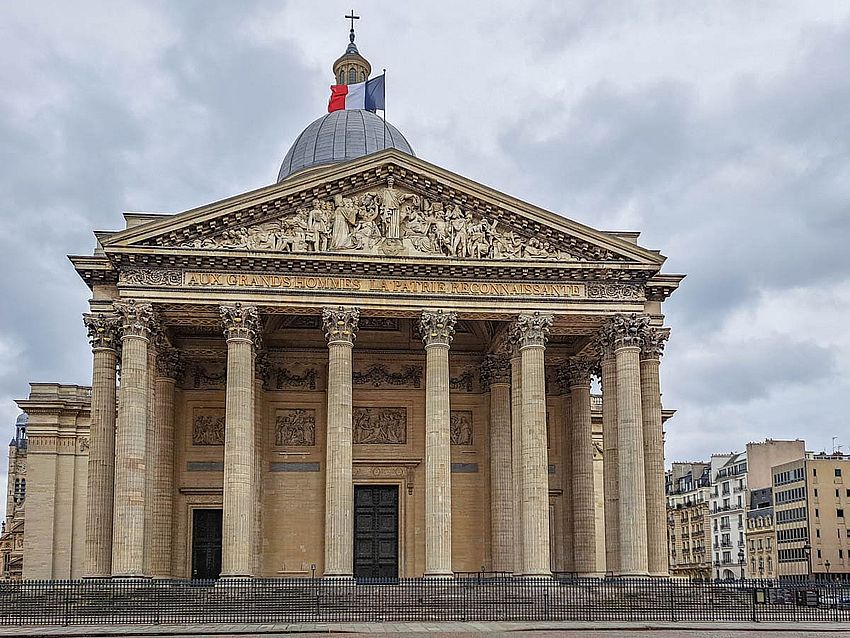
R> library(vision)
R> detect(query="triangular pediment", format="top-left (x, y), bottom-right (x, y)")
top-left (101, 150), bottom-right (664, 267)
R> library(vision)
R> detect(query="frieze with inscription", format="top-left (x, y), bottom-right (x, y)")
top-left (353, 407), bottom-right (407, 444)
top-left (275, 409), bottom-right (316, 446)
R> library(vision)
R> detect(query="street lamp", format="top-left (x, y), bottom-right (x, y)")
top-left (714, 559), bottom-right (721, 581)
top-left (803, 543), bottom-right (812, 582)
top-left (825, 560), bottom-right (831, 580)
top-left (738, 549), bottom-right (745, 582)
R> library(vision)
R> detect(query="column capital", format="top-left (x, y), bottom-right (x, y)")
top-left (419, 309), bottom-right (457, 348)
top-left (557, 356), bottom-right (595, 391)
top-left (113, 300), bottom-right (155, 340)
top-left (322, 306), bottom-right (360, 345)
top-left (641, 327), bottom-right (670, 360)
top-left (609, 313), bottom-right (651, 350)
top-left (480, 354), bottom-right (511, 389)
top-left (510, 312), bottom-right (553, 350)
top-left (83, 312), bottom-right (121, 350)
top-left (220, 303), bottom-right (261, 343)
top-left (155, 347), bottom-right (182, 381)
top-left (594, 321), bottom-right (617, 360)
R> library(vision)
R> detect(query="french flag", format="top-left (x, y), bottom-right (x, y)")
top-left (328, 74), bottom-right (386, 113)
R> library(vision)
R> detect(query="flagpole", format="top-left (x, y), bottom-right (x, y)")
top-left (382, 68), bottom-right (387, 149)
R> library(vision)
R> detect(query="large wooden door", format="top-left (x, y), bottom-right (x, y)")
top-left (354, 485), bottom-right (399, 579)
top-left (191, 508), bottom-right (222, 580)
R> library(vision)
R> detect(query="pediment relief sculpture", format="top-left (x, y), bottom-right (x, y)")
top-left (179, 181), bottom-right (613, 262)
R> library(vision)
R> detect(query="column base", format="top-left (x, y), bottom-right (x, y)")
top-left (518, 572), bottom-right (553, 579)
top-left (218, 573), bottom-right (254, 580)
top-left (111, 574), bottom-right (151, 581)
top-left (424, 572), bottom-right (454, 579)
top-left (577, 571), bottom-right (604, 579)
top-left (322, 574), bottom-right (354, 580)
top-left (615, 571), bottom-right (651, 578)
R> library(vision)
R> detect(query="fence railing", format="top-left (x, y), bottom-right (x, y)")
top-left (0, 577), bottom-right (848, 626)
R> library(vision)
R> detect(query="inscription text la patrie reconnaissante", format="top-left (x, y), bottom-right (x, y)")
top-left (184, 272), bottom-right (586, 299)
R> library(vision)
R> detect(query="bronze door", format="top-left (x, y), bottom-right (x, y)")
top-left (191, 508), bottom-right (222, 580)
top-left (354, 485), bottom-right (399, 579)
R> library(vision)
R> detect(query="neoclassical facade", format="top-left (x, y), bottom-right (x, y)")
top-left (16, 37), bottom-right (682, 581)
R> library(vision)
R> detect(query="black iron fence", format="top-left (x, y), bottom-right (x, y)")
top-left (0, 577), bottom-right (848, 626)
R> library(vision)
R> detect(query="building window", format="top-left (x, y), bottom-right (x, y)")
top-left (841, 549), bottom-right (845, 559)
top-left (816, 508), bottom-right (819, 518)
top-left (837, 489), bottom-right (841, 497)
top-left (348, 68), bottom-right (357, 84)
top-left (814, 488), bottom-right (819, 497)
top-left (817, 549), bottom-right (822, 559)
top-left (836, 468), bottom-right (843, 477)
top-left (838, 508), bottom-right (845, 519)
top-left (816, 528), bottom-right (820, 538)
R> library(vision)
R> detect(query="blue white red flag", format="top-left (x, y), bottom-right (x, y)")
top-left (328, 74), bottom-right (385, 112)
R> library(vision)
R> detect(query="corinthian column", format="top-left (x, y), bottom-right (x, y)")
top-left (611, 313), bottom-right (651, 576)
top-left (149, 344), bottom-right (181, 578)
top-left (322, 306), bottom-right (359, 577)
top-left (420, 309), bottom-right (457, 577)
top-left (83, 312), bottom-right (120, 578)
top-left (641, 327), bottom-right (669, 576)
top-left (111, 300), bottom-right (154, 577)
top-left (220, 303), bottom-right (260, 578)
top-left (559, 356), bottom-right (598, 576)
top-left (596, 325), bottom-right (620, 575)
top-left (509, 346), bottom-right (524, 575)
top-left (510, 312), bottom-right (553, 577)
top-left (481, 354), bottom-right (513, 572)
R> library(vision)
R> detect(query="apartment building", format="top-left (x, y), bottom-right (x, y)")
top-left (666, 462), bottom-right (712, 579)
top-left (709, 452), bottom-right (748, 579)
top-left (774, 453), bottom-right (850, 581)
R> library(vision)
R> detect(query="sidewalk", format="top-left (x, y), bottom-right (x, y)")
top-left (1, 620), bottom-right (849, 636)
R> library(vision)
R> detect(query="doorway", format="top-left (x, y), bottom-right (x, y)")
top-left (354, 485), bottom-right (399, 579)
top-left (191, 508), bottom-right (222, 580)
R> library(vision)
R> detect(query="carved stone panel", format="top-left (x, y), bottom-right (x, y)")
top-left (187, 361), bottom-right (227, 390)
top-left (353, 364), bottom-right (422, 389)
top-left (353, 407), bottom-right (407, 444)
top-left (176, 183), bottom-right (609, 261)
top-left (269, 366), bottom-right (319, 390)
top-left (450, 411), bottom-right (473, 446)
top-left (192, 409), bottom-right (225, 446)
top-left (275, 409), bottom-right (316, 447)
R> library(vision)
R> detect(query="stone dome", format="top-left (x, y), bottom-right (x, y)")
top-left (277, 110), bottom-right (414, 182)
top-left (15, 413), bottom-right (27, 426)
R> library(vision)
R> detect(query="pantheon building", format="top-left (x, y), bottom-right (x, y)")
top-left (16, 32), bottom-right (682, 581)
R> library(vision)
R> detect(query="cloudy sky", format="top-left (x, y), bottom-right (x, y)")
top-left (2, 1), bottom-right (850, 497)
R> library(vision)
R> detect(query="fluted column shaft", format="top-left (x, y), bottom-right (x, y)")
top-left (84, 313), bottom-right (120, 578)
top-left (112, 301), bottom-right (154, 577)
top-left (421, 310), bottom-right (456, 577)
top-left (612, 313), bottom-right (651, 576)
top-left (597, 327), bottom-right (620, 575)
top-left (483, 356), bottom-right (513, 572)
top-left (560, 393), bottom-right (574, 573)
top-left (149, 349), bottom-right (179, 578)
top-left (641, 329), bottom-right (669, 576)
top-left (509, 350), bottom-right (524, 575)
top-left (220, 303), bottom-right (259, 578)
top-left (254, 359), bottom-right (266, 577)
top-left (561, 360), bottom-right (597, 575)
top-left (512, 312), bottom-right (553, 577)
top-left (323, 306), bottom-right (359, 577)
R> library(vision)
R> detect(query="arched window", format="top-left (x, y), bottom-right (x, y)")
top-left (338, 71), bottom-right (344, 84)
top-left (348, 68), bottom-right (357, 84)
top-left (361, 71), bottom-right (366, 81)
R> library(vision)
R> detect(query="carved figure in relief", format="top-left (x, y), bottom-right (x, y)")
top-left (193, 415), bottom-right (225, 445)
top-left (450, 411), bottom-right (473, 445)
top-left (353, 407), bottom-right (406, 444)
top-left (183, 184), bottom-right (605, 261)
top-left (275, 409), bottom-right (316, 446)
